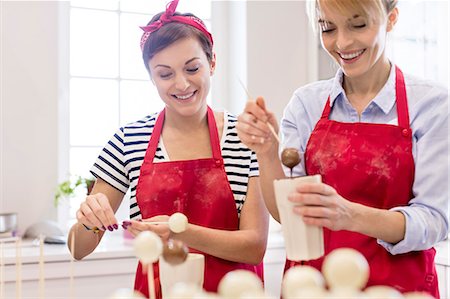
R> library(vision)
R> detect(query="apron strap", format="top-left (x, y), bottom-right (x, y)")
top-left (320, 66), bottom-right (410, 130)
top-left (143, 107), bottom-right (222, 164)
top-left (206, 106), bottom-right (222, 161)
top-left (394, 66), bottom-right (410, 129)
top-left (144, 109), bottom-right (166, 163)
top-left (321, 96), bottom-right (332, 119)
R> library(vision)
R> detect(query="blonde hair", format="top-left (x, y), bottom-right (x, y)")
top-left (306, 0), bottom-right (397, 31)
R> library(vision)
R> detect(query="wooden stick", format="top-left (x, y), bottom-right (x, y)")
top-left (147, 263), bottom-right (156, 299)
top-left (237, 78), bottom-right (281, 144)
top-left (70, 232), bottom-right (75, 299)
top-left (38, 234), bottom-right (45, 299)
top-left (1, 242), bottom-right (4, 299)
top-left (15, 238), bottom-right (21, 299)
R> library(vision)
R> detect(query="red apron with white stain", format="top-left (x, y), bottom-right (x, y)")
top-left (285, 67), bottom-right (439, 297)
top-left (134, 107), bottom-right (263, 298)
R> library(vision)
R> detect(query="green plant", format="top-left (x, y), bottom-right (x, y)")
top-left (54, 176), bottom-right (95, 207)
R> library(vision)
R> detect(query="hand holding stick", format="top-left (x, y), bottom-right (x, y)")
top-left (238, 78), bottom-right (280, 144)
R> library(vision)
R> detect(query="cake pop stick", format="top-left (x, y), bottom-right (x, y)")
top-left (238, 78), bottom-right (281, 144)
top-left (124, 212), bottom-right (189, 234)
top-left (15, 238), bottom-right (22, 299)
top-left (0, 242), bottom-right (4, 299)
top-left (134, 231), bottom-right (163, 299)
top-left (70, 232), bottom-right (75, 299)
top-left (38, 234), bottom-right (45, 299)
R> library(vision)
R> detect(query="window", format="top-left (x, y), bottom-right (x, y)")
top-left (386, 1), bottom-right (448, 86)
top-left (68, 0), bottom-right (211, 222)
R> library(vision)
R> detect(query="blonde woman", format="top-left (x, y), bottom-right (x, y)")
top-left (237, 0), bottom-right (448, 296)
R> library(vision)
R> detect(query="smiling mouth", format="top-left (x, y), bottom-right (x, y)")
top-left (172, 91), bottom-right (197, 100)
top-left (338, 49), bottom-right (365, 60)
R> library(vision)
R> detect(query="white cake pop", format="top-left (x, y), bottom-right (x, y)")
top-left (364, 285), bottom-right (403, 298)
top-left (133, 231), bottom-right (163, 264)
top-left (169, 212), bottom-right (188, 233)
top-left (403, 292), bottom-right (434, 299)
top-left (322, 248), bottom-right (369, 290)
top-left (109, 288), bottom-right (146, 298)
top-left (218, 270), bottom-right (263, 298)
top-left (282, 265), bottom-right (325, 298)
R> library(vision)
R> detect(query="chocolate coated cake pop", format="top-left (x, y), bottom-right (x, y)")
top-left (162, 239), bottom-right (189, 265)
top-left (281, 148), bottom-right (301, 177)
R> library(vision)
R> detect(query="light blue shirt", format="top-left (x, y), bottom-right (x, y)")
top-left (281, 65), bottom-right (449, 255)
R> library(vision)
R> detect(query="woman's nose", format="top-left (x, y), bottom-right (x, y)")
top-left (336, 30), bottom-right (353, 50)
top-left (174, 74), bottom-right (189, 91)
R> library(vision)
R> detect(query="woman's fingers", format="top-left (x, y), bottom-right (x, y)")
top-left (77, 193), bottom-right (117, 231)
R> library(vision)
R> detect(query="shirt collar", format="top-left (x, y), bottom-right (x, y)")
top-left (328, 64), bottom-right (397, 114)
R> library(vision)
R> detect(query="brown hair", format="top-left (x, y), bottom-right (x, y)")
top-left (142, 12), bottom-right (213, 73)
top-left (307, 0), bottom-right (398, 30)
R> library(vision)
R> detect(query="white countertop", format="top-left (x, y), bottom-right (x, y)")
top-left (1, 230), bottom-right (448, 266)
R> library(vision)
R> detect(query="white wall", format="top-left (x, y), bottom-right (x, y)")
top-left (0, 1), bottom-right (69, 232)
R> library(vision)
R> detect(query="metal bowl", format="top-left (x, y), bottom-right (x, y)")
top-left (0, 212), bottom-right (17, 233)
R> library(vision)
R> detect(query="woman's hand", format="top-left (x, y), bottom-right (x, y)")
top-left (236, 97), bottom-right (279, 155)
top-left (289, 182), bottom-right (357, 231)
top-left (124, 215), bottom-right (172, 241)
top-left (76, 192), bottom-right (118, 232)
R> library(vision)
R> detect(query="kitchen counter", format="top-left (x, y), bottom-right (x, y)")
top-left (0, 231), bottom-right (449, 298)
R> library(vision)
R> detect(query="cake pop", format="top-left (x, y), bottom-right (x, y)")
top-left (218, 269), bottom-right (263, 298)
top-left (168, 212), bottom-right (188, 233)
top-left (322, 248), bottom-right (369, 291)
top-left (133, 231), bottom-right (163, 264)
top-left (162, 239), bottom-right (189, 265)
top-left (281, 148), bottom-right (301, 177)
top-left (133, 231), bottom-right (163, 299)
top-left (282, 265), bottom-right (325, 298)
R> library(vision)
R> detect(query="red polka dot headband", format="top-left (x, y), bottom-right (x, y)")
top-left (139, 0), bottom-right (214, 51)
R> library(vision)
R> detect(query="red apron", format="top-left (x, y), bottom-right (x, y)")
top-left (285, 67), bottom-right (439, 297)
top-left (134, 107), bottom-right (263, 298)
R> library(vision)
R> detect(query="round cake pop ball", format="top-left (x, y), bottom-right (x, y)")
top-left (282, 265), bottom-right (325, 298)
top-left (218, 269), bottom-right (263, 298)
top-left (322, 248), bottom-right (369, 290)
top-left (281, 148), bottom-right (301, 170)
top-left (162, 239), bottom-right (189, 265)
top-left (364, 286), bottom-right (403, 298)
top-left (169, 212), bottom-right (188, 233)
top-left (109, 288), bottom-right (145, 298)
top-left (133, 230), bottom-right (163, 264)
top-left (403, 292), bottom-right (435, 299)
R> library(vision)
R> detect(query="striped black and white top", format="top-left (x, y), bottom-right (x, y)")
top-left (90, 111), bottom-right (259, 220)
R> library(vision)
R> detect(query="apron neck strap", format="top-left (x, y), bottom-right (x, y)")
top-left (145, 106), bottom-right (222, 162)
top-left (394, 66), bottom-right (410, 129)
top-left (321, 66), bottom-right (410, 129)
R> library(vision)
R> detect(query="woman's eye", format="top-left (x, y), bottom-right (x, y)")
top-left (186, 67), bottom-right (199, 73)
top-left (319, 22), bottom-right (335, 33)
top-left (353, 24), bottom-right (366, 28)
top-left (159, 73), bottom-right (172, 79)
